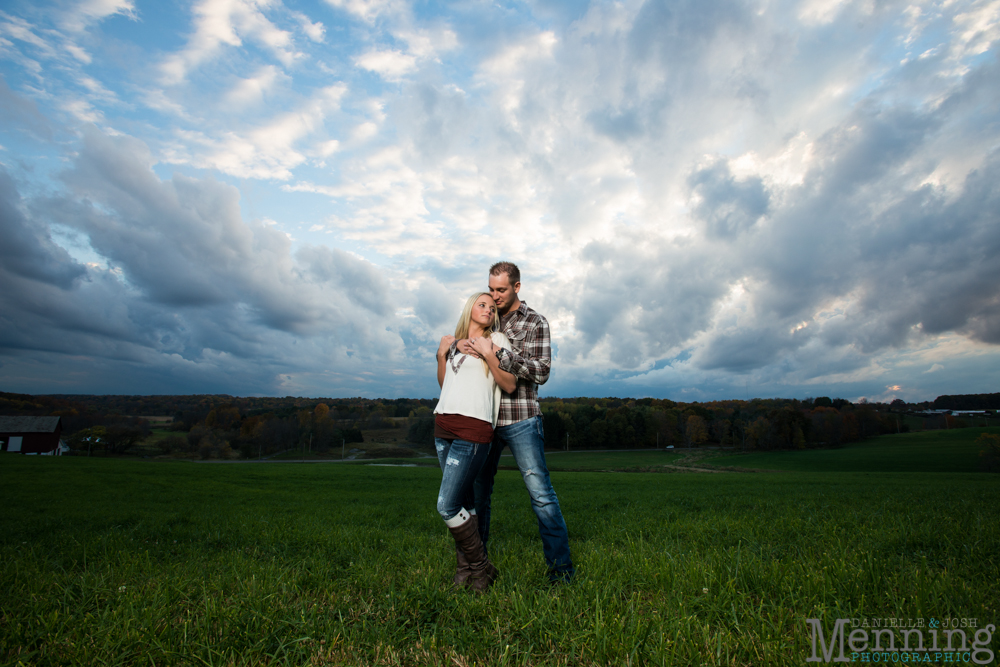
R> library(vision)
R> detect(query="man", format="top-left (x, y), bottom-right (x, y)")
top-left (456, 261), bottom-right (575, 583)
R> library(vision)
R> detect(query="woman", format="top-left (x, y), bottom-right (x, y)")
top-left (434, 292), bottom-right (516, 592)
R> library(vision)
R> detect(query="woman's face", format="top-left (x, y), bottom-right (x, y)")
top-left (471, 294), bottom-right (497, 328)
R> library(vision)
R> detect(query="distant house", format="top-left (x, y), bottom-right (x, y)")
top-left (0, 416), bottom-right (64, 455)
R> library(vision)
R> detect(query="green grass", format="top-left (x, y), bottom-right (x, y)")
top-left (499, 449), bottom-right (686, 471)
top-left (318, 448), bottom-right (688, 470)
top-left (252, 448), bottom-right (688, 470)
top-left (1, 454), bottom-right (998, 666)
top-left (125, 429), bottom-right (178, 457)
top-left (708, 427), bottom-right (1000, 473)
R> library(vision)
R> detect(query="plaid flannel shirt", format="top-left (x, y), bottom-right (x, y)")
top-left (494, 301), bottom-right (550, 426)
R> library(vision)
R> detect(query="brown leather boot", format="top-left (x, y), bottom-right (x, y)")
top-left (453, 544), bottom-right (471, 588)
top-left (448, 514), bottom-right (497, 593)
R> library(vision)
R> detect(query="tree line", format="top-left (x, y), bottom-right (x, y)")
top-left (1, 392), bottom-right (435, 458)
top-left (2, 391), bottom-right (994, 458)
top-left (535, 396), bottom-right (909, 451)
top-left (933, 393), bottom-right (1000, 410)
top-left (406, 395), bottom-right (944, 451)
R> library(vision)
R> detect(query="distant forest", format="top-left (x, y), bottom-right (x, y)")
top-left (933, 393), bottom-right (1000, 410)
top-left (1, 391), bottom-right (994, 459)
top-left (0, 393), bottom-right (434, 459)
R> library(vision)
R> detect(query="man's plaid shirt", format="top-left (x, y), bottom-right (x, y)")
top-left (494, 300), bottom-right (550, 426)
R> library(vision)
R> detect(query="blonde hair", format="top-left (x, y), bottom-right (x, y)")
top-left (454, 292), bottom-right (498, 375)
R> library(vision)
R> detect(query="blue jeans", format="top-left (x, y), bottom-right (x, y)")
top-left (435, 437), bottom-right (491, 521)
top-left (474, 415), bottom-right (575, 580)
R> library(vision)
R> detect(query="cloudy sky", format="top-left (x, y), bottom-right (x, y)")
top-left (1, 0), bottom-right (999, 402)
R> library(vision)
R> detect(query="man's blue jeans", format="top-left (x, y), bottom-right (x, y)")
top-left (474, 415), bottom-right (575, 580)
top-left (435, 437), bottom-right (491, 520)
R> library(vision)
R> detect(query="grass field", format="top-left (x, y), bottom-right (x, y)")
top-left (258, 449), bottom-right (691, 470)
top-left (708, 427), bottom-right (999, 473)
top-left (2, 433), bottom-right (998, 666)
top-left (501, 449), bottom-right (686, 472)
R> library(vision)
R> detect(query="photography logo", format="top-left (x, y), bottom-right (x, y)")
top-left (805, 617), bottom-right (996, 664)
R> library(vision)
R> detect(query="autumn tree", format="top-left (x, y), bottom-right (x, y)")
top-left (205, 406), bottom-right (241, 430)
top-left (647, 409), bottom-right (678, 448)
top-left (67, 426), bottom-right (106, 455)
top-left (685, 415), bottom-right (708, 448)
top-left (103, 423), bottom-right (148, 455)
top-left (407, 406), bottom-right (435, 446)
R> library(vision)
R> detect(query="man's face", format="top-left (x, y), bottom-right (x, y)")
top-left (489, 272), bottom-right (520, 313)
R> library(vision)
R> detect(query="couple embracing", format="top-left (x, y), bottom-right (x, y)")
top-left (433, 262), bottom-right (575, 592)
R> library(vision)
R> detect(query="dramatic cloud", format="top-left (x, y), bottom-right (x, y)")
top-left (0, 169), bottom-right (85, 288)
top-left (2, 127), bottom-right (415, 395)
top-left (1, 0), bottom-right (999, 401)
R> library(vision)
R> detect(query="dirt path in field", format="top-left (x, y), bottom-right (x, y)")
top-left (662, 463), bottom-right (730, 473)
top-left (664, 452), bottom-right (729, 472)
top-left (664, 451), bottom-right (782, 473)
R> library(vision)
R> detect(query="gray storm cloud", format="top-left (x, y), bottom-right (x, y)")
top-left (0, 169), bottom-right (85, 289)
top-left (2, 127), bottom-right (410, 394)
top-left (51, 128), bottom-right (396, 336)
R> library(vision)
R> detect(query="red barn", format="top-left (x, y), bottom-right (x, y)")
top-left (0, 416), bottom-right (64, 455)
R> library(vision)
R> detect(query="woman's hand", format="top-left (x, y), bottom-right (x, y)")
top-left (438, 335), bottom-right (456, 359)
top-left (469, 336), bottom-right (495, 359)
top-left (457, 338), bottom-right (481, 359)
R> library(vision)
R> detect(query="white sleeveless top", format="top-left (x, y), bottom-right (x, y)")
top-left (434, 331), bottom-right (511, 426)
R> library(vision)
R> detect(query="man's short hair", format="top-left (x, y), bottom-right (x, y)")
top-left (489, 261), bottom-right (520, 285)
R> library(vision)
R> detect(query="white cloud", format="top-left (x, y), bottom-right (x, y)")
top-left (292, 10), bottom-right (325, 42)
top-left (59, 0), bottom-right (136, 32)
top-left (224, 64), bottom-right (280, 105)
top-left (949, 0), bottom-right (1000, 61)
top-left (0, 12), bottom-right (57, 56)
top-left (160, 0), bottom-right (301, 86)
top-left (354, 49), bottom-right (417, 81)
top-left (349, 120), bottom-right (378, 142)
top-left (393, 25), bottom-right (458, 59)
top-left (141, 88), bottom-right (193, 120)
top-left (327, 0), bottom-right (458, 75)
top-left (172, 84), bottom-right (347, 179)
top-left (62, 40), bottom-right (92, 64)
top-left (313, 139), bottom-right (340, 158)
top-left (797, 0), bottom-right (854, 26)
top-left (323, 0), bottom-right (405, 23)
top-left (62, 97), bottom-right (103, 123)
top-left (480, 30), bottom-right (558, 78)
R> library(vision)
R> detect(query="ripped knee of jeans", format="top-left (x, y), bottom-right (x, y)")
top-left (446, 456), bottom-right (460, 466)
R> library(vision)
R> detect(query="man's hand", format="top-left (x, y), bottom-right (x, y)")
top-left (456, 338), bottom-right (482, 359)
top-left (437, 335), bottom-right (456, 359)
